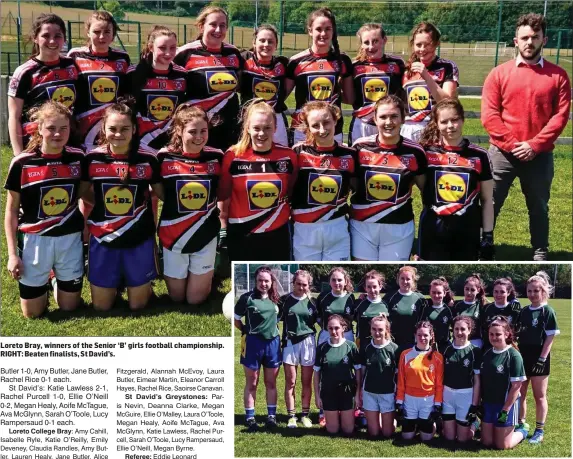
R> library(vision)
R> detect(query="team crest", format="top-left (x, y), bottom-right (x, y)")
top-left (136, 165), bottom-right (146, 178)
top-left (277, 161), bottom-right (288, 173)
top-left (463, 358), bottom-right (470, 367)
top-left (320, 158), bottom-right (331, 168)
top-left (429, 364), bottom-right (435, 372)
top-left (252, 307), bottom-right (259, 313)
top-left (228, 56), bottom-right (237, 66)
top-left (532, 318), bottom-right (538, 327)
top-left (507, 317), bottom-right (513, 323)
top-left (68, 68), bottom-right (76, 78)
top-left (496, 364), bottom-right (504, 374)
top-left (175, 80), bottom-right (183, 91)
top-left (399, 156), bottom-right (411, 168)
top-left (308, 308), bottom-right (314, 316)
top-left (9, 77), bottom-right (20, 91)
top-left (69, 164), bottom-right (80, 177)
top-left (443, 316), bottom-right (448, 323)
top-left (343, 356), bottom-right (349, 364)
top-left (117, 62), bottom-right (125, 72)
top-left (474, 311), bottom-right (479, 318)
top-left (411, 305), bottom-right (416, 311)
top-left (366, 359), bottom-right (371, 365)
top-left (386, 357), bottom-right (391, 365)
top-left (345, 307), bottom-right (350, 314)
top-left (387, 63), bottom-right (395, 73)
top-left (207, 162), bottom-right (216, 174)
top-left (340, 158), bottom-right (349, 170)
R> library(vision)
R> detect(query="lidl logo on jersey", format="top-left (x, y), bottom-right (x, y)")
top-left (435, 171), bottom-right (469, 204)
top-left (362, 76), bottom-right (390, 103)
top-left (365, 171), bottom-right (400, 203)
top-left (206, 71), bottom-right (238, 94)
top-left (47, 84), bottom-right (76, 108)
top-left (89, 75), bottom-right (119, 105)
top-left (38, 185), bottom-right (73, 218)
top-left (247, 180), bottom-right (282, 211)
top-left (102, 184), bottom-right (137, 217)
top-left (176, 180), bottom-right (210, 213)
top-left (253, 78), bottom-right (279, 102)
top-left (308, 75), bottom-right (335, 101)
top-left (147, 95), bottom-right (178, 121)
top-left (307, 173), bottom-right (341, 206)
top-left (407, 85), bottom-right (431, 114)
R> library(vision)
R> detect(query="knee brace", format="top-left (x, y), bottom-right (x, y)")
top-left (57, 276), bottom-right (83, 293)
top-left (19, 282), bottom-right (47, 300)
top-left (418, 418), bottom-right (435, 433)
top-left (401, 418), bottom-right (416, 433)
top-left (442, 413), bottom-right (456, 422)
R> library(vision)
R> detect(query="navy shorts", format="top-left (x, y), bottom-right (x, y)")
top-left (483, 398), bottom-right (520, 427)
top-left (521, 344), bottom-right (551, 377)
top-left (88, 236), bottom-right (158, 288)
top-left (240, 334), bottom-right (282, 370)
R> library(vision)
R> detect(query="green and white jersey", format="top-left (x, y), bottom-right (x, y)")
top-left (280, 293), bottom-right (318, 344)
top-left (316, 291), bottom-right (355, 333)
top-left (354, 297), bottom-right (389, 350)
top-left (234, 290), bottom-right (279, 340)
top-left (518, 304), bottom-right (560, 346)
top-left (482, 301), bottom-right (522, 348)
top-left (360, 340), bottom-right (399, 395)
top-left (442, 342), bottom-right (482, 389)
top-left (419, 304), bottom-right (455, 344)
top-left (314, 339), bottom-right (361, 392)
top-left (454, 300), bottom-right (482, 340)
top-left (481, 346), bottom-right (526, 405)
top-left (384, 290), bottom-right (425, 346)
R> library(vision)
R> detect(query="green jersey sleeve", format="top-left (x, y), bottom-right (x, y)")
top-left (509, 347), bottom-right (526, 382)
top-left (473, 346), bottom-right (482, 375)
top-left (545, 305), bottom-right (560, 336)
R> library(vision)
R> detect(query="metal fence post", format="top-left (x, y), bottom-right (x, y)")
top-left (230, 24), bottom-right (234, 46)
top-left (494, 0), bottom-right (503, 67)
top-left (183, 24), bottom-right (187, 44)
top-left (556, 29), bottom-right (562, 65)
top-left (278, 0), bottom-right (284, 55)
top-left (137, 22), bottom-right (141, 58)
top-left (16, 16), bottom-right (22, 66)
top-left (67, 21), bottom-right (73, 51)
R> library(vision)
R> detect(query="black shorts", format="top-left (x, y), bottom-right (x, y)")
top-left (228, 224), bottom-right (292, 262)
top-left (321, 382), bottom-right (356, 412)
top-left (520, 344), bottom-right (551, 377)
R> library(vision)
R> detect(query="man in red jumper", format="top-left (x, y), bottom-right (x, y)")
top-left (482, 13), bottom-right (571, 261)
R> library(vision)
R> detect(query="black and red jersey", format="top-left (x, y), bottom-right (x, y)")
top-left (286, 49), bottom-right (352, 133)
top-left (352, 55), bottom-right (406, 121)
top-left (423, 139), bottom-right (492, 217)
top-left (83, 145), bottom-right (160, 248)
top-left (156, 146), bottom-right (224, 253)
top-left (240, 50), bottom-right (288, 113)
top-left (7, 57), bottom-right (79, 141)
top-left (402, 56), bottom-right (459, 122)
top-left (218, 145), bottom-right (298, 235)
top-left (351, 135), bottom-right (427, 224)
top-left (291, 142), bottom-right (356, 223)
top-left (128, 61), bottom-right (188, 150)
top-left (4, 146), bottom-right (85, 236)
top-left (67, 46), bottom-right (131, 148)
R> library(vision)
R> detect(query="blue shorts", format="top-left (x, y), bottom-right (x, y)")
top-left (483, 398), bottom-right (520, 427)
top-left (88, 236), bottom-right (158, 288)
top-left (240, 334), bottom-right (281, 370)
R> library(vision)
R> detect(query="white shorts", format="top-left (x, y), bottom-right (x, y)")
top-left (470, 338), bottom-right (483, 349)
top-left (400, 121), bottom-right (427, 142)
top-left (282, 334), bottom-right (316, 366)
top-left (293, 217), bottom-right (350, 261)
top-left (348, 117), bottom-right (378, 146)
top-left (317, 328), bottom-right (354, 346)
top-left (162, 237), bottom-right (217, 278)
top-left (20, 232), bottom-right (83, 287)
top-left (442, 386), bottom-right (473, 423)
top-left (350, 219), bottom-right (414, 261)
top-left (273, 113), bottom-right (289, 147)
top-left (403, 393), bottom-right (434, 420)
top-left (292, 129), bottom-right (343, 146)
top-left (363, 391), bottom-right (395, 414)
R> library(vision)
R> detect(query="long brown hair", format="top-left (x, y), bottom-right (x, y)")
top-left (252, 24), bottom-right (278, 54)
top-left (419, 98), bottom-right (465, 147)
top-left (298, 101), bottom-right (341, 146)
top-left (329, 266), bottom-right (354, 293)
top-left (406, 21), bottom-right (441, 78)
top-left (355, 23), bottom-right (386, 62)
top-left (364, 269), bottom-right (385, 290)
top-left (195, 6), bottom-right (229, 41)
top-left (452, 315), bottom-right (475, 337)
top-left (141, 25), bottom-right (177, 61)
top-left (370, 315), bottom-right (392, 341)
top-left (231, 99), bottom-right (276, 156)
top-left (307, 8), bottom-right (343, 77)
top-left (28, 13), bottom-right (66, 59)
top-left (415, 320), bottom-right (437, 360)
top-left (493, 277), bottom-right (517, 303)
top-left (24, 101), bottom-right (74, 153)
top-left (374, 95), bottom-right (406, 125)
top-left (85, 10), bottom-right (120, 46)
top-left (465, 273), bottom-right (487, 307)
top-left (489, 316), bottom-right (519, 351)
top-left (430, 277), bottom-right (454, 307)
top-left (168, 105), bottom-right (210, 152)
top-left (254, 265), bottom-right (280, 304)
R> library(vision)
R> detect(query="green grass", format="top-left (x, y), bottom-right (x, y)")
top-left (234, 298), bottom-right (572, 457)
top-left (0, 147), bottom-right (232, 337)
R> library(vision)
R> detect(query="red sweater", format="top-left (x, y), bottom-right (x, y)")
top-left (481, 58), bottom-right (571, 153)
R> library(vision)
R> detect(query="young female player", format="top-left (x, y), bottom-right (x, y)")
top-left (351, 95), bottom-right (427, 261)
top-left (349, 23), bottom-right (406, 145)
top-left (354, 270), bottom-right (388, 353)
top-left (234, 266), bottom-right (282, 432)
top-left (481, 278), bottom-right (522, 350)
top-left (8, 13), bottom-right (78, 155)
top-left (314, 314), bottom-right (362, 436)
top-left (396, 321), bottom-right (444, 441)
top-left (481, 317), bottom-right (528, 449)
top-left (68, 11), bottom-right (130, 151)
top-left (453, 274), bottom-right (488, 348)
top-left (384, 266), bottom-right (426, 348)
top-left (174, 6), bottom-right (244, 151)
top-left (418, 98), bottom-right (494, 261)
top-left (358, 315), bottom-right (399, 438)
top-left (279, 270), bottom-right (318, 428)
top-left (286, 8), bottom-right (354, 145)
top-left (418, 277), bottom-right (455, 352)
top-left (156, 106), bottom-right (224, 304)
top-left (401, 22), bottom-right (458, 142)
top-left (291, 102), bottom-right (356, 261)
top-left (240, 25), bottom-right (289, 146)
top-left (129, 26), bottom-right (188, 151)
top-left (4, 101), bottom-right (88, 318)
top-left (218, 100), bottom-right (298, 261)
top-left (441, 316), bottom-right (482, 443)
top-left (517, 271), bottom-right (560, 444)
top-left (84, 99), bottom-right (162, 311)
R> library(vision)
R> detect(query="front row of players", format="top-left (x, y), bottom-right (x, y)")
top-left (234, 266), bottom-right (559, 448)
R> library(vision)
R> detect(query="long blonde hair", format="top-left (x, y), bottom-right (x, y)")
top-left (355, 23), bottom-right (386, 61)
top-left (231, 99), bottom-right (276, 156)
top-left (195, 6), bottom-right (229, 40)
top-left (168, 105), bottom-right (210, 152)
top-left (24, 101), bottom-right (74, 153)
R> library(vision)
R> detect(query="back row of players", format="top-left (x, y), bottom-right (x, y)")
top-left (234, 266), bottom-right (559, 448)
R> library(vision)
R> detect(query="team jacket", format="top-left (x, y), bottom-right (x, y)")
top-left (291, 142), bottom-right (356, 223)
top-left (241, 50), bottom-right (288, 113)
top-left (83, 145), bottom-right (160, 248)
top-left (156, 147), bottom-right (224, 253)
top-left (423, 140), bottom-right (492, 217)
top-left (351, 135), bottom-right (427, 223)
top-left (218, 145), bottom-right (297, 235)
top-left (4, 146), bottom-right (85, 236)
top-left (351, 54), bottom-right (406, 122)
top-left (396, 346), bottom-right (444, 403)
top-left (67, 46), bottom-right (130, 148)
top-left (402, 56), bottom-right (459, 122)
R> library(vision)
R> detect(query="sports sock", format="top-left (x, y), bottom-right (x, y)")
top-left (287, 409), bottom-right (296, 418)
top-left (245, 407), bottom-right (255, 421)
top-left (535, 421), bottom-right (545, 433)
top-left (267, 405), bottom-right (277, 417)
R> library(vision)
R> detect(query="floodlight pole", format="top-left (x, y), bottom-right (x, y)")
top-left (17, 0), bottom-right (22, 65)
